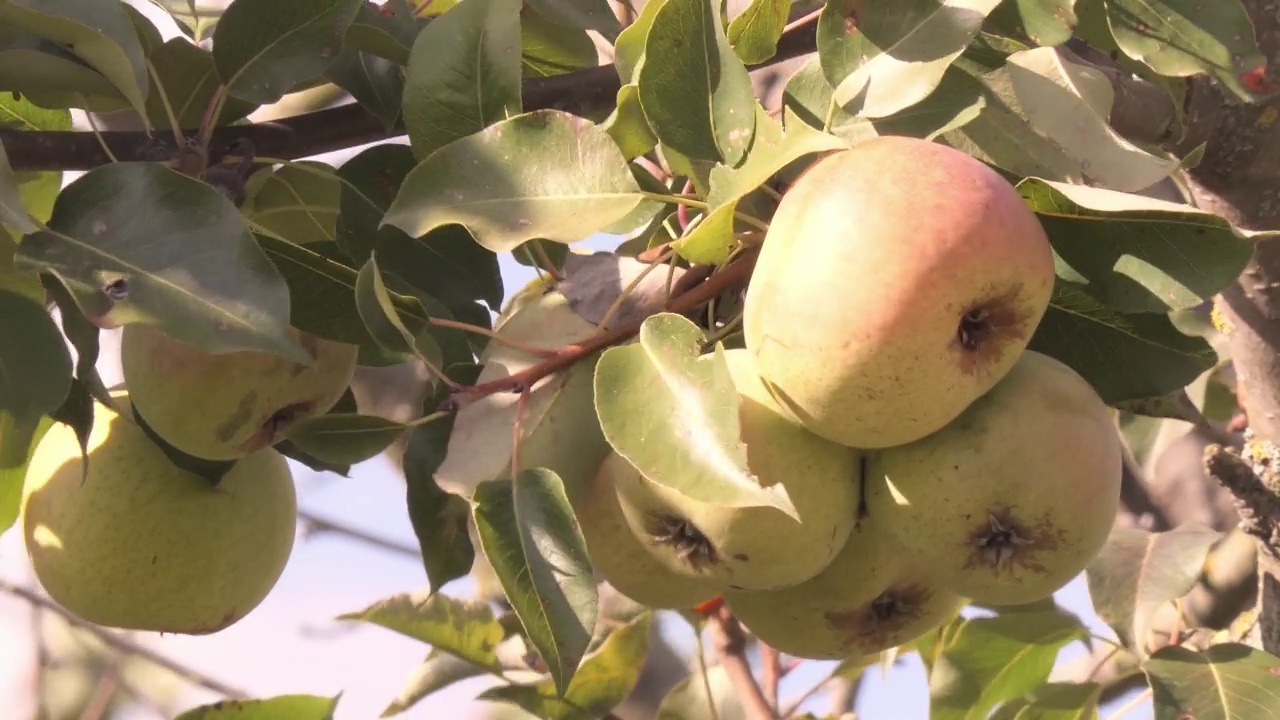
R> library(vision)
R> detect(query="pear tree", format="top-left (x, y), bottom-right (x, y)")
top-left (3, 0), bottom-right (1280, 718)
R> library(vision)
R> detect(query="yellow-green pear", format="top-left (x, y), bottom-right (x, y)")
top-left (865, 350), bottom-right (1123, 606)
top-left (726, 519), bottom-right (964, 661)
top-left (613, 348), bottom-right (862, 591)
top-left (120, 323), bottom-right (358, 460)
top-left (21, 395), bottom-right (298, 634)
top-left (743, 135), bottom-right (1055, 449)
top-left (574, 452), bottom-right (722, 610)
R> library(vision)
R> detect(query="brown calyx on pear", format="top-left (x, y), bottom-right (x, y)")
top-left (613, 348), bottom-right (863, 591)
top-left (742, 135), bottom-right (1056, 449)
top-left (573, 452), bottom-right (722, 610)
top-left (120, 323), bottom-right (358, 461)
top-left (725, 519), bottom-right (964, 661)
top-left (865, 350), bottom-right (1123, 606)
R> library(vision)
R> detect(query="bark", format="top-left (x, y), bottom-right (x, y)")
top-left (1173, 0), bottom-right (1280, 655)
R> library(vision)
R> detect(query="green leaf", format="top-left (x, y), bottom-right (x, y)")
top-left (282, 412), bottom-right (410, 466)
top-left (0, 143), bottom-right (36, 234)
top-left (343, 0), bottom-right (424, 65)
top-left (0, 37), bottom-right (129, 112)
top-left (612, 0), bottom-right (665, 82)
top-left (472, 469), bottom-right (599, 696)
top-left (989, 681), bottom-right (1103, 720)
top-left (1102, 0), bottom-right (1267, 102)
top-left (1021, 178), bottom-right (1258, 314)
top-left (479, 612), bottom-right (653, 719)
top-left (816, 0), bottom-right (1001, 118)
top-left (254, 233), bottom-right (396, 360)
top-left (928, 610), bottom-right (1089, 720)
top-left (172, 694), bottom-right (342, 720)
top-left (401, 0), bottom-right (523, 160)
top-left (383, 109), bottom-right (644, 253)
top-left (1028, 279), bottom-right (1217, 405)
top-left (354, 254), bottom-right (444, 368)
top-left (602, 84), bottom-right (659, 159)
top-left (144, 38), bottom-right (258, 130)
top-left (0, 0), bottom-right (149, 117)
top-left (672, 203), bottom-right (738, 265)
top-left (338, 589), bottom-right (505, 667)
top-left (675, 107), bottom-right (844, 262)
top-left (637, 0), bottom-right (757, 165)
top-left (404, 371), bottom-right (480, 591)
top-left (212, 0), bottom-right (361, 105)
top-left (434, 289), bottom-right (608, 499)
top-left (0, 89), bottom-right (72, 131)
top-left (16, 163), bottom-right (309, 363)
top-left (784, 56), bottom-right (986, 142)
top-left (521, 8), bottom-right (599, 78)
top-left (244, 162), bottom-right (342, 245)
top-left (525, 0), bottom-right (620, 37)
top-left (593, 312), bottom-right (799, 516)
top-left (2, 169), bottom-right (62, 304)
top-left (381, 650), bottom-right (490, 717)
top-left (1015, 0), bottom-right (1078, 47)
top-left (0, 296), bottom-right (73, 468)
top-left (726, 0), bottom-right (789, 64)
top-left (0, 413), bottom-right (52, 534)
top-left (941, 55), bottom-right (1083, 181)
top-left (1004, 47), bottom-right (1178, 192)
top-left (336, 143), bottom-right (504, 313)
top-left (1144, 644), bottom-right (1280, 719)
top-left (324, 44), bottom-right (405, 131)
top-left (1085, 523), bottom-right (1223, 652)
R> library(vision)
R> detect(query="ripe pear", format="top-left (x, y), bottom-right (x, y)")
top-left (20, 395), bottom-right (298, 634)
top-left (613, 347), bottom-right (862, 591)
top-left (120, 323), bottom-right (359, 460)
top-left (726, 519), bottom-right (965, 661)
top-left (573, 452), bottom-right (722, 609)
top-left (865, 350), bottom-right (1122, 606)
top-left (743, 135), bottom-right (1055, 449)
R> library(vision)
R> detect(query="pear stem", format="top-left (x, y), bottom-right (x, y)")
top-left (0, 578), bottom-right (250, 700)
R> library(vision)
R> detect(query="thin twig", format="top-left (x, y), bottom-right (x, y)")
top-left (708, 606), bottom-right (777, 720)
top-left (451, 247), bottom-right (759, 408)
top-left (297, 509), bottom-right (421, 559)
top-left (760, 643), bottom-right (781, 709)
top-left (0, 578), bottom-right (250, 700)
top-left (426, 317), bottom-right (561, 357)
top-left (80, 653), bottom-right (125, 720)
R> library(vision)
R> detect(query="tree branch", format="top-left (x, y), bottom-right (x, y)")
top-left (0, 578), bottom-right (250, 700)
top-left (451, 247), bottom-right (759, 408)
top-left (0, 23), bottom-right (819, 172)
top-left (707, 605), bottom-right (777, 720)
top-left (297, 509), bottom-right (422, 559)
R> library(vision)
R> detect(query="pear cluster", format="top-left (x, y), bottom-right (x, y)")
top-left (19, 327), bottom-right (358, 635)
top-left (582, 136), bottom-right (1124, 661)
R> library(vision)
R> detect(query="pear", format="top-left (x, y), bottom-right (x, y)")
top-left (725, 519), bottom-right (965, 661)
top-left (574, 452), bottom-right (722, 609)
top-left (613, 348), bottom-right (862, 591)
top-left (865, 350), bottom-right (1123, 606)
top-left (743, 135), bottom-right (1055, 449)
top-left (21, 395), bottom-right (298, 634)
top-left (120, 323), bottom-right (358, 460)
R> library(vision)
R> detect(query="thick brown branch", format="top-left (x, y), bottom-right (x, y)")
top-left (0, 578), bottom-right (249, 700)
top-left (1, 24), bottom-right (819, 172)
